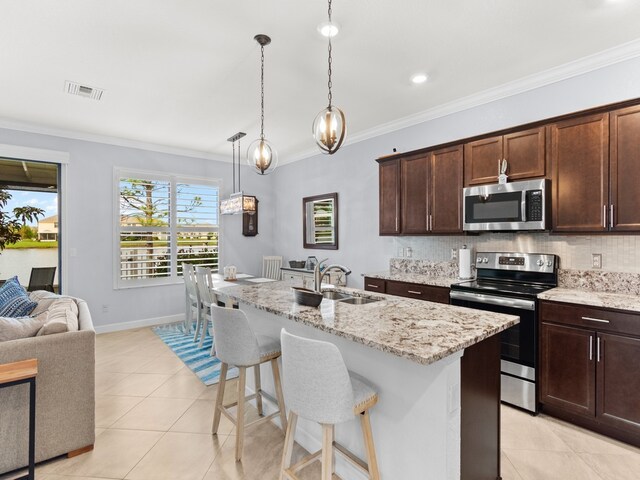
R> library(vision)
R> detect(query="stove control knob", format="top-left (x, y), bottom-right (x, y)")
top-left (536, 259), bottom-right (544, 267)
top-left (476, 257), bottom-right (482, 264)
top-left (547, 260), bottom-right (553, 267)
top-left (483, 257), bottom-right (489, 264)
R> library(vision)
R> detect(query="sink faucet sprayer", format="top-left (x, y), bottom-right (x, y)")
top-left (314, 258), bottom-right (352, 292)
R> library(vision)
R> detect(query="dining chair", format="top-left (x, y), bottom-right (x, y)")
top-left (194, 265), bottom-right (220, 352)
top-left (183, 263), bottom-right (200, 335)
top-left (26, 267), bottom-right (56, 292)
top-left (262, 256), bottom-right (283, 280)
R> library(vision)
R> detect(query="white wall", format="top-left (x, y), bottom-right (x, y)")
top-left (272, 56), bottom-right (640, 285)
top-left (0, 128), bottom-right (274, 329)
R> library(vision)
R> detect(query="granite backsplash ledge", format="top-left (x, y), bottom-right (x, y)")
top-left (389, 258), bottom-right (465, 278)
top-left (558, 269), bottom-right (640, 296)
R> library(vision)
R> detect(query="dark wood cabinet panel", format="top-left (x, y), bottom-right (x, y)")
top-left (430, 145), bottom-right (463, 233)
top-left (401, 154), bottom-right (429, 234)
top-left (610, 105), bottom-right (640, 232)
top-left (550, 113), bottom-right (609, 232)
top-left (461, 334), bottom-right (500, 480)
top-left (363, 277), bottom-right (386, 293)
top-left (597, 333), bottom-right (640, 434)
top-left (378, 159), bottom-right (400, 235)
top-left (503, 127), bottom-right (546, 181)
top-left (385, 281), bottom-right (450, 304)
top-left (540, 322), bottom-right (596, 416)
top-left (464, 136), bottom-right (502, 186)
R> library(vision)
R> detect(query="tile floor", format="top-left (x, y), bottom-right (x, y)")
top-left (3, 326), bottom-right (640, 480)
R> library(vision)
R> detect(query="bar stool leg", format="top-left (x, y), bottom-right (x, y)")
top-left (212, 362), bottom-right (228, 434)
top-left (279, 411), bottom-right (298, 480)
top-left (235, 367), bottom-right (247, 461)
top-left (321, 424), bottom-right (334, 480)
top-left (254, 365), bottom-right (263, 416)
top-left (360, 410), bottom-right (380, 480)
top-left (271, 358), bottom-right (288, 430)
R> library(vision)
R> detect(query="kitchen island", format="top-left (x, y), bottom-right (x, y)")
top-left (221, 281), bottom-right (518, 480)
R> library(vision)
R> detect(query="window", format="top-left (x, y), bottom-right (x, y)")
top-left (115, 169), bottom-right (220, 288)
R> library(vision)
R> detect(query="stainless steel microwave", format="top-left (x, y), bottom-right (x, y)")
top-left (463, 179), bottom-right (549, 231)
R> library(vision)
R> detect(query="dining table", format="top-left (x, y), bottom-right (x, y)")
top-left (209, 272), bottom-right (276, 307)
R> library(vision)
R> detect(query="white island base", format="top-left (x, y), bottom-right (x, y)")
top-left (240, 303), bottom-right (466, 480)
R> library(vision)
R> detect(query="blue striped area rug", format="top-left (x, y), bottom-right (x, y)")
top-left (152, 323), bottom-right (238, 386)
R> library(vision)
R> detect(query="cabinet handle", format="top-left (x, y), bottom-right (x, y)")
top-left (610, 204), bottom-right (614, 229)
top-left (429, 214), bottom-right (433, 231)
top-left (395, 216), bottom-right (399, 232)
top-left (603, 205), bottom-right (606, 229)
top-left (366, 284), bottom-right (379, 289)
top-left (589, 335), bottom-right (593, 361)
top-left (581, 316), bottom-right (610, 324)
top-left (597, 337), bottom-right (601, 362)
top-left (407, 290), bottom-right (422, 295)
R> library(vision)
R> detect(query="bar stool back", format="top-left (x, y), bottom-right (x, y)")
top-left (211, 306), bottom-right (288, 462)
top-left (182, 263), bottom-right (200, 335)
top-left (279, 329), bottom-right (380, 480)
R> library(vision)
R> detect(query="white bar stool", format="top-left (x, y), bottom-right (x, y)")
top-left (279, 329), bottom-right (380, 480)
top-left (211, 306), bottom-right (288, 461)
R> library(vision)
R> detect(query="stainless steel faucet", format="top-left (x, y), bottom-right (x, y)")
top-left (314, 259), bottom-right (352, 292)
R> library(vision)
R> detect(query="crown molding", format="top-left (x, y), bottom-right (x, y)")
top-left (285, 38), bottom-right (640, 164)
top-left (0, 117), bottom-right (229, 163)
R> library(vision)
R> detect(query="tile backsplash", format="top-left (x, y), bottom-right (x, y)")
top-left (394, 232), bottom-right (640, 273)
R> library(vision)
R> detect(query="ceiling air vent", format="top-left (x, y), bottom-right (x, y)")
top-left (65, 81), bottom-right (104, 100)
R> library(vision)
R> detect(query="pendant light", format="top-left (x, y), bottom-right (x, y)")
top-left (220, 132), bottom-right (257, 215)
top-left (247, 34), bottom-right (278, 175)
top-left (312, 0), bottom-right (346, 155)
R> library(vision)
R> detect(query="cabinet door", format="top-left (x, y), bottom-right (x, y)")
top-left (430, 145), bottom-right (463, 233)
top-left (550, 113), bottom-right (609, 232)
top-left (610, 105), bottom-right (640, 231)
top-left (379, 159), bottom-right (401, 235)
top-left (401, 154), bottom-right (429, 234)
top-left (464, 135), bottom-right (503, 186)
top-left (503, 127), bottom-right (546, 181)
top-left (597, 333), bottom-right (640, 433)
top-left (540, 322), bottom-right (596, 416)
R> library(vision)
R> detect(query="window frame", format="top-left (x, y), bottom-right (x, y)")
top-left (113, 168), bottom-right (221, 289)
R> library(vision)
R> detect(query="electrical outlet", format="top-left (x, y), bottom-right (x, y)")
top-left (451, 248), bottom-right (458, 261)
top-left (406, 247), bottom-right (412, 258)
top-left (592, 253), bottom-right (602, 269)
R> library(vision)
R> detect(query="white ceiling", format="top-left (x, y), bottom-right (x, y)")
top-left (1, 0), bottom-right (640, 163)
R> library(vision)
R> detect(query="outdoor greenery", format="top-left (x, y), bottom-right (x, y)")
top-left (6, 240), bottom-right (58, 249)
top-left (0, 188), bottom-right (44, 252)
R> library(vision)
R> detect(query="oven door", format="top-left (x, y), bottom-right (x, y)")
top-left (450, 290), bottom-right (538, 412)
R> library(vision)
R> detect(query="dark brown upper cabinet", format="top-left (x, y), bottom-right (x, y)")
top-left (430, 145), bottom-right (464, 233)
top-left (464, 127), bottom-right (546, 186)
top-left (550, 113), bottom-right (610, 233)
top-left (378, 146), bottom-right (463, 235)
top-left (378, 158), bottom-right (401, 235)
top-left (610, 105), bottom-right (640, 232)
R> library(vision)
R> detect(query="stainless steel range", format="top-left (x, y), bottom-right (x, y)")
top-left (450, 252), bottom-right (558, 413)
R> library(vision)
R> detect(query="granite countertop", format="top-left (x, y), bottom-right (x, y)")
top-left (221, 281), bottom-right (518, 366)
top-left (364, 271), bottom-right (465, 288)
top-left (538, 288), bottom-right (640, 314)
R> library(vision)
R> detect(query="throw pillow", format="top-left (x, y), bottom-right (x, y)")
top-left (36, 297), bottom-right (79, 336)
top-left (0, 276), bottom-right (37, 317)
top-left (29, 290), bottom-right (61, 316)
top-left (0, 314), bottom-right (47, 342)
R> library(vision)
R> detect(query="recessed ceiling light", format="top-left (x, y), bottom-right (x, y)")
top-left (411, 73), bottom-right (429, 85)
top-left (317, 21), bottom-right (339, 38)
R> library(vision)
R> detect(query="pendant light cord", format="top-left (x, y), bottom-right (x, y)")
top-left (232, 138), bottom-right (236, 193)
top-left (260, 44), bottom-right (265, 140)
top-left (327, 0), bottom-right (333, 109)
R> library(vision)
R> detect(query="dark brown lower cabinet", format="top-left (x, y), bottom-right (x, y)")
top-left (540, 323), bottom-right (596, 416)
top-left (539, 301), bottom-right (640, 447)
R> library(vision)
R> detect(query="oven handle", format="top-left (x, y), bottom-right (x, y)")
top-left (450, 290), bottom-right (535, 311)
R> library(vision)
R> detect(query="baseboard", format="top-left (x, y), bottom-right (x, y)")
top-left (94, 314), bottom-right (183, 334)
top-left (244, 385), bottom-right (368, 480)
